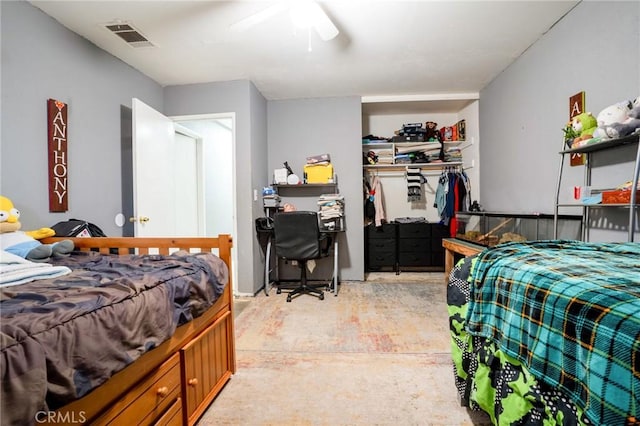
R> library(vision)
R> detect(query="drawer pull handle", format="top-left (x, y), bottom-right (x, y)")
top-left (156, 386), bottom-right (169, 397)
top-left (188, 378), bottom-right (199, 386)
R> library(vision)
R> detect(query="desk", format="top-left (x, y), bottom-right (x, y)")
top-left (442, 238), bottom-right (485, 279)
top-left (260, 229), bottom-right (343, 297)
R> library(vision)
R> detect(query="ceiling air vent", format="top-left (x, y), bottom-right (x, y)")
top-left (104, 23), bottom-right (154, 48)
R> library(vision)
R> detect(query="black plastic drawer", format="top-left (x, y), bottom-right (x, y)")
top-left (397, 223), bottom-right (430, 238)
top-left (431, 251), bottom-right (444, 267)
top-left (397, 238), bottom-right (429, 253)
top-left (431, 224), bottom-right (449, 239)
top-left (431, 239), bottom-right (446, 251)
top-left (366, 223), bottom-right (397, 239)
top-left (368, 238), bottom-right (396, 251)
top-left (398, 252), bottom-right (429, 266)
top-left (368, 252), bottom-right (397, 267)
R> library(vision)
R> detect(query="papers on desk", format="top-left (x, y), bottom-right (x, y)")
top-left (318, 194), bottom-right (344, 230)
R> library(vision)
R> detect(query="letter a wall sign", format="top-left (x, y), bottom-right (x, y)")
top-left (47, 99), bottom-right (68, 212)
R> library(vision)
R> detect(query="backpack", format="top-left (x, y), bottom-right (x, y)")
top-left (51, 219), bottom-right (107, 238)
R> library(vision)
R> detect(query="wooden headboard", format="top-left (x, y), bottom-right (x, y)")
top-left (42, 235), bottom-right (233, 271)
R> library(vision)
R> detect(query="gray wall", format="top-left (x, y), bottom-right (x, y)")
top-left (479, 1), bottom-right (639, 240)
top-left (1, 1), bottom-right (162, 234)
top-left (268, 97), bottom-right (363, 281)
top-left (164, 81), bottom-right (268, 295)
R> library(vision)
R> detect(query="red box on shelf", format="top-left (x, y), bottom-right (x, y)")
top-left (601, 190), bottom-right (640, 204)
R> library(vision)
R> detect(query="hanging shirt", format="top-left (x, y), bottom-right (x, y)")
top-left (371, 175), bottom-right (386, 227)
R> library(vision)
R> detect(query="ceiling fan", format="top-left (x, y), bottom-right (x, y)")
top-left (230, 0), bottom-right (339, 42)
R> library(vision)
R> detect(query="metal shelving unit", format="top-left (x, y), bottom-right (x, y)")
top-left (553, 133), bottom-right (640, 241)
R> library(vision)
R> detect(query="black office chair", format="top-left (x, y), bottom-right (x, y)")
top-left (274, 211), bottom-right (332, 302)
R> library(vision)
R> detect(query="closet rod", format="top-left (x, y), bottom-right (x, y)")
top-left (365, 164), bottom-right (473, 178)
top-left (366, 170), bottom-right (446, 178)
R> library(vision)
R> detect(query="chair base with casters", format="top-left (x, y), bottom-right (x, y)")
top-left (280, 261), bottom-right (325, 302)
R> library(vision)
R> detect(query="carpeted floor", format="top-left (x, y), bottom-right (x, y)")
top-left (197, 273), bottom-right (491, 426)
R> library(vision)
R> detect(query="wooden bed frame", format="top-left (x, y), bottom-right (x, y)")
top-left (40, 236), bottom-right (236, 426)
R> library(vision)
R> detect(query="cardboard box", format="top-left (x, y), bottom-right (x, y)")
top-left (601, 189), bottom-right (639, 204)
top-left (304, 163), bottom-right (333, 183)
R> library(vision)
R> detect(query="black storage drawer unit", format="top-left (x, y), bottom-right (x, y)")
top-left (367, 236), bottom-right (396, 268)
top-left (365, 222), bottom-right (446, 273)
top-left (365, 223), bottom-right (397, 272)
top-left (397, 222), bottom-right (433, 270)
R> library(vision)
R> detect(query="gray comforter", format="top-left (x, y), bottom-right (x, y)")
top-left (0, 250), bottom-right (228, 426)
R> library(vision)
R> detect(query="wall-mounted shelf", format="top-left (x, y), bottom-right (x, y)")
top-left (274, 183), bottom-right (337, 189)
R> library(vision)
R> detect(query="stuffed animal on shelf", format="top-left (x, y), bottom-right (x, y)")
top-left (424, 121), bottom-right (442, 142)
top-left (591, 96), bottom-right (640, 141)
top-left (592, 100), bottom-right (633, 140)
top-left (604, 96), bottom-right (640, 140)
top-left (569, 112), bottom-right (598, 148)
top-left (0, 195), bottom-right (74, 262)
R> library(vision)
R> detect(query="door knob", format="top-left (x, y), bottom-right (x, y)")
top-left (129, 216), bottom-right (150, 223)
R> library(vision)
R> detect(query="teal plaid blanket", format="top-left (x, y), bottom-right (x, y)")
top-left (466, 240), bottom-right (640, 426)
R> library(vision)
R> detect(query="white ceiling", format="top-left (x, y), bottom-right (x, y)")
top-left (29, 0), bottom-right (579, 101)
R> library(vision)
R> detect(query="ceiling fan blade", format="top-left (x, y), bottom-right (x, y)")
top-left (309, 2), bottom-right (339, 41)
top-left (230, 2), bottom-right (288, 33)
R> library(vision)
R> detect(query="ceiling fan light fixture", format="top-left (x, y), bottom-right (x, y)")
top-left (289, 1), bottom-right (317, 29)
top-left (290, 1), bottom-right (339, 41)
top-left (230, 0), bottom-right (339, 42)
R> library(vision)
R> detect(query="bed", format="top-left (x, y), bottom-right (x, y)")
top-left (447, 240), bottom-right (639, 426)
top-left (1, 236), bottom-right (235, 426)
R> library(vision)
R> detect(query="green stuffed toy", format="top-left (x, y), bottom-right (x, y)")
top-left (569, 112), bottom-right (598, 148)
top-left (0, 195), bottom-right (74, 262)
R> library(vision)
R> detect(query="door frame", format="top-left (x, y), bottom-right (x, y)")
top-left (170, 112), bottom-right (238, 295)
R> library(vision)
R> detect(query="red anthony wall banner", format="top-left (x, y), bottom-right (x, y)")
top-left (47, 99), bottom-right (68, 212)
top-left (569, 91), bottom-right (586, 167)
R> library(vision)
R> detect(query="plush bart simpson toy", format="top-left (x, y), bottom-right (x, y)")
top-left (0, 195), bottom-right (74, 262)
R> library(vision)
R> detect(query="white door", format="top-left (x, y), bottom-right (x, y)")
top-left (132, 98), bottom-right (201, 237)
